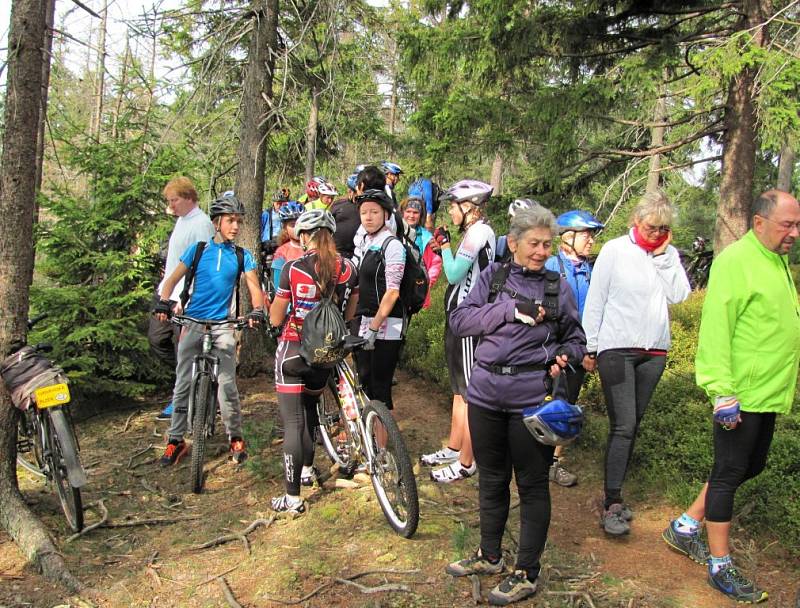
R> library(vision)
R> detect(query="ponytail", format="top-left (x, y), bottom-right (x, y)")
top-left (310, 229), bottom-right (338, 294)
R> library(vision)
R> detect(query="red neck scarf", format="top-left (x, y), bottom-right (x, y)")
top-left (631, 226), bottom-right (668, 253)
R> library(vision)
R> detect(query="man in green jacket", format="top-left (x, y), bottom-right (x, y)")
top-left (661, 190), bottom-right (800, 604)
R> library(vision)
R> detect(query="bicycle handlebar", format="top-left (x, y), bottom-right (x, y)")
top-left (27, 313), bottom-right (48, 331)
top-left (171, 315), bottom-right (249, 330)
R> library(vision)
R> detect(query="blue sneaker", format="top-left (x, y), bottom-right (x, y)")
top-left (155, 402), bottom-right (173, 421)
top-left (708, 563), bottom-right (768, 604)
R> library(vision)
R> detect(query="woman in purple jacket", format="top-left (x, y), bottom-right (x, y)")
top-left (444, 206), bottom-right (587, 606)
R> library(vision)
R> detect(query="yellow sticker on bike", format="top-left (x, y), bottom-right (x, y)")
top-left (34, 383), bottom-right (71, 408)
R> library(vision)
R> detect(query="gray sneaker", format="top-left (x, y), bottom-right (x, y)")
top-left (445, 549), bottom-right (505, 577)
top-left (549, 462), bottom-right (577, 487)
top-left (600, 503), bottom-right (631, 536)
top-left (662, 522), bottom-right (710, 564)
top-left (487, 570), bottom-right (538, 606)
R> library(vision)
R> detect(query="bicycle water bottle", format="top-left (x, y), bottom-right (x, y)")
top-left (338, 376), bottom-right (358, 420)
top-left (202, 333), bottom-right (213, 353)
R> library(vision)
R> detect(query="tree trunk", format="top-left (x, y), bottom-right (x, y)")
top-left (90, 0), bottom-right (107, 141)
top-left (646, 84), bottom-right (667, 193)
top-left (234, 0), bottom-right (279, 377)
top-left (33, 0), bottom-right (55, 196)
top-left (490, 151), bottom-right (503, 196)
top-left (714, 0), bottom-right (770, 255)
top-left (304, 84), bottom-right (319, 183)
top-left (0, 0), bottom-right (80, 590)
top-left (777, 143), bottom-right (795, 193)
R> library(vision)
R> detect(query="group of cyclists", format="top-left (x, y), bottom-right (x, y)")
top-left (149, 165), bottom-right (790, 606)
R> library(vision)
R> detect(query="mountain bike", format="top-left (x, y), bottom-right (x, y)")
top-left (680, 236), bottom-right (713, 290)
top-left (316, 335), bottom-right (419, 538)
top-left (260, 242), bottom-right (276, 306)
top-left (171, 315), bottom-right (248, 494)
top-left (2, 314), bottom-right (86, 532)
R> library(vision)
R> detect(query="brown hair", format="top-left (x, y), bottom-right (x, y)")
top-left (310, 228), bottom-right (339, 294)
top-left (162, 176), bottom-right (198, 202)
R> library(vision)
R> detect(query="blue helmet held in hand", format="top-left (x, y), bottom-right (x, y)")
top-left (523, 398), bottom-right (584, 446)
top-left (279, 201), bottom-right (305, 222)
top-left (556, 210), bottom-right (604, 233)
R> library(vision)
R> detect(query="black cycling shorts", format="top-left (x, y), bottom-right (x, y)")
top-left (445, 324), bottom-right (477, 397)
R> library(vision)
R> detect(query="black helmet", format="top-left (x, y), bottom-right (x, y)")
top-left (355, 188), bottom-right (394, 214)
top-left (210, 193), bottom-right (245, 219)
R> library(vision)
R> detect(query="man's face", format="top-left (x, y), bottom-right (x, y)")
top-left (165, 191), bottom-right (196, 217)
top-left (753, 194), bottom-right (800, 254)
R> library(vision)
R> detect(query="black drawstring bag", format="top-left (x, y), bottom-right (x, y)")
top-left (299, 269), bottom-right (348, 369)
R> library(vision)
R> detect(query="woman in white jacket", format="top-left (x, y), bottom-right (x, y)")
top-left (582, 191), bottom-right (690, 536)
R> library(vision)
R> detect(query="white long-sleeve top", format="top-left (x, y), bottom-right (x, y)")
top-left (158, 206), bottom-right (215, 301)
top-left (581, 230), bottom-right (691, 354)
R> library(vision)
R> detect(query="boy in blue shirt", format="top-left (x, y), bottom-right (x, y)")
top-left (154, 193), bottom-right (264, 465)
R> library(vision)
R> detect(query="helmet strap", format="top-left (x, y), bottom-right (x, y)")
top-left (460, 204), bottom-right (481, 232)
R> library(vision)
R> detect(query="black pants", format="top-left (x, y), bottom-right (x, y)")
top-left (148, 294), bottom-right (179, 368)
top-left (355, 339), bottom-right (403, 410)
top-left (469, 403), bottom-right (554, 575)
top-left (597, 349), bottom-right (666, 502)
top-left (705, 411), bottom-right (776, 522)
top-left (563, 366), bottom-right (586, 404)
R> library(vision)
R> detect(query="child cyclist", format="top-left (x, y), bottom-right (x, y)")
top-left (269, 209), bottom-right (359, 514)
top-left (270, 201), bottom-right (306, 293)
top-left (154, 193), bottom-right (265, 466)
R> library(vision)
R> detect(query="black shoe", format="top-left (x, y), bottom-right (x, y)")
top-left (488, 570), bottom-right (538, 606)
top-left (707, 563), bottom-right (768, 604)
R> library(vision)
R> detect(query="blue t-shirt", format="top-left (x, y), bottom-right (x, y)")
top-left (260, 209), bottom-right (282, 243)
top-left (180, 241), bottom-right (257, 319)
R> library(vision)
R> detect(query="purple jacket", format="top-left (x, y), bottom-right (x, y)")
top-left (449, 262), bottom-right (587, 412)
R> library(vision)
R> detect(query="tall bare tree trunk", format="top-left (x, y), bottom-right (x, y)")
top-left (490, 151), bottom-right (503, 196)
top-left (33, 0), bottom-right (55, 197)
top-left (777, 143), bottom-right (795, 193)
top-left (715, 0), bottom-right (770, 254)
top-left (0, 0), bottom-right (80, 590)
top-left (646, 84), bottom-right (667, 194)
top-left (234, 0), bottom-right (279, 376)
top-left (90, 0), bottom-right (108, 141)
top-left (304, 85), bottom-right (319, 183)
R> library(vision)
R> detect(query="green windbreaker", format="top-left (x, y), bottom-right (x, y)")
top-left (695, 230), bottom-right (800, 414)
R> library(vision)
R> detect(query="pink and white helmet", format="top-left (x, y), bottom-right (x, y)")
top-left (445, 179), bottom-right (493, 206)
top-left (317, 180), bottom-right (338, 197)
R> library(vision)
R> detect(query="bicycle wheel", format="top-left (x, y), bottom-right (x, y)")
top-left (44, 410), bottom-right (84, 532)
top-left (190, 373), bottom-right (212, 494)
top-left (362, 401), bottom-right (419, 538)
top-left (316, 382), bottom-right (358, 471)
top-left (16, 410), bottom-right (45, 478)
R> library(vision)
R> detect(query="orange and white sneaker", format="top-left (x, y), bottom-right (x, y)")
top-left (159, 440), bottom-right (188, 466)
top-left (230, 438), bottom-right (248, 464)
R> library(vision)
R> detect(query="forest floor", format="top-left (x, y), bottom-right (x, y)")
top-left (1, 364), bottom-right (798, 608)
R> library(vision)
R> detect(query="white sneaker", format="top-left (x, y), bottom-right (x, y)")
top-left (270, 494), bottom-right (306, 514)
top-left (421, 447), bottom-right (460, 466)
top-left (430, 460), bottom-right (477, 484)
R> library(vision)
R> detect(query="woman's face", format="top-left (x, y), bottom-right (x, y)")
top-left (509, 226), bottom-right (553, 271)
top-left (561, 229), bottom-right (596, 258)
top-left (635, 216), bottom-right (670, 244)
top-left (360, 201), bottom-right (387, 233)
top-left (403, 207), bottom-right (421, 227)
top-left (285, 220), bottom-right (297, 241)
top-left (448, 202), bottom-right (467, 226)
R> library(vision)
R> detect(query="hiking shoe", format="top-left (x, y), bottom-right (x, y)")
top-left (488, 570), bottom-right (538, 606)
top-left (430, 460), bottom-right (477, 484)
top-left (662, 521), bottom-right (709, 564)
top-left (420, 447), bottom-right (459, 466)
top-left (300, 466), bottom-right (319, 486)
top-left (549, 461), bottom-right (577, 487)
top-left (230, 438), bottom-right (247, 464)
top-left (707, 564), bottom-right (768, 604)
top-left (600, 503), bottom-right (630, 536)
top-left (445, 549), bottom-right (504, 577)
top-left (155, 402), bottom-right (174, 421)
top-left (270, 494), bottom-right (306, 515)
top-left (620, 504), bottom-right (633, 521)
top-left (159, 440), bottom-right (188, 466)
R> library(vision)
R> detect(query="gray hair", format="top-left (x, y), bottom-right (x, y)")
top-left (751, 190), bottom-right (781, 221)
top-left (630, 191), bottom-right (675, 226)
top-left (509, 206), bottom-right (557, 241)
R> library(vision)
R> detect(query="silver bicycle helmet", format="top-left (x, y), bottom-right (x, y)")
top-left (209, 193), bottom-right (245, 218)
top-left (295, 209), bottom-right (336, 234)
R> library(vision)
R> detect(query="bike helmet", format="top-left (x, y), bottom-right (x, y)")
top-left (317, 180), bottom-right (338, 197)
top-left (272, 188), bottom-right (290, 203)
top-left (346, 173), bottom-right (359, 191)
top-left (295, 209), bottom-right (336, 234)
top-left (279, 201), bottom-right (305, 222)
top-left (209, 193), bottom-right (245, 218)
top-left (556, 210), bottom-right (604, 233)
top-left (355, 188), bottom-right (394, 214)
top-left (381, 161), bottom-right (403, 175)
top-left (305, 176), bottom-right (326, 199)
top-left (446, 179), bottom-right (493, 206)
top-left (522, 399), bottom-right (584, 446)
top-left (508, 198), bottom-right (542, 217)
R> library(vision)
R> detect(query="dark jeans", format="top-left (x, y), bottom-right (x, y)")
top-left (705, 411), bottom-right (775, 522)
top-left (148, 293), bottom-right (179, 368)
top-left (597, 349), bottom-right (666, 503)
top-left (468, 403), bottom-right (554, 575)
top-left (355, 339), bottom-right (403, 409)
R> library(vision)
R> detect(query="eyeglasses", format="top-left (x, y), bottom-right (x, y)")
top-left (642, 223), bottom-right (670, 234)
top-left (757, 215), bottom-right (800, 232)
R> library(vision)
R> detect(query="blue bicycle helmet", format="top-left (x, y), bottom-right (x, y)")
top-left (279, 201), bottom-right (305, 222)
top-left (556, 210), bottom-right (604, 233)
top-left (381, 161), bottom-right (403, 175)
top-left (523, 399), bottom-right (584, 446)
top-left (346, 173), bottom-right (359, 191)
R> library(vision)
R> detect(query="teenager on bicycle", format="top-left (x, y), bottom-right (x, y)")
top-left (421, 179), bottom-right (496, 484)
top-left (154, 193), bottom-right (265, 466)
top-left (269, 209), bottom-right (359, 514)
top-left (270, 201), bottom-right (305, 293)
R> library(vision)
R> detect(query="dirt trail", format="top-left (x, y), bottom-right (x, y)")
top-left (1, 367), bottom-right (797, 607)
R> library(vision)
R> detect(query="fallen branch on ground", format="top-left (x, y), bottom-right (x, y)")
top-left (66, 500), bottom-right (109, 542)
top-left (217, 577), bottom-right (243, 608)
top-left (334, 578), bottom-right (412, 594)
top-left (546, 591), bottom-right (597, 608)
top-left (127, 444), bottom-right (154, 469)
top-left (261, 569), bottom-right (420, 604)
top-left (191, 515), bottom-right (277, 554)
top-left (66, 501), bottom-right (200, 542)
top-left (122, 410), bottom-right (139, 433)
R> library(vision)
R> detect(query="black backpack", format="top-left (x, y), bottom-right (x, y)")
top-left (179, 241), bottom-right (245, 315)
top-left (298, 262), bottom-right (349, 369)
top-left (488, 262), bottom-right (561, 321)
top-left (381, 233), bottom-right (430, 317)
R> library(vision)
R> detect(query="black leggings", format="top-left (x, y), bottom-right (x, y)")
top-left (275, 341), bottom-right (330, 495)
top-left (597, 349), bottom-right (666, 503)
top-left (468, 404), bottom-right (554, 575)
top-left (705, 411), bottom-right (775, 522)
top-left (355, 339), bottom-right (403, 409)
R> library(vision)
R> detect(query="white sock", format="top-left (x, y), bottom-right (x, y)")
top-left (286, 494), bottom-right (302, 504)
top-left (301, 465), bottom-right (315, 478)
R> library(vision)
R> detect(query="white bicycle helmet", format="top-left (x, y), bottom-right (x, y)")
top-left (317, 180), bottom-right (338, 197)
top-left (446, 179), bottom-right (493, 206)
top-left (508, 198), bottom-right (542, 217)
top-left (295, 209), bottom-right (336, 234)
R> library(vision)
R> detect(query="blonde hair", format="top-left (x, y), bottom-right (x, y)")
top-left (630, 191), bottom-right (675, 226)
top-left (162, 176), bottom-right (198, 202)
